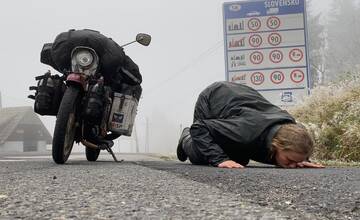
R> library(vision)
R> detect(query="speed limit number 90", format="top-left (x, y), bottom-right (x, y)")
top-left (269, 50), bottom-right (283, 63)
top-left (250, 51), bottom-right (264, 64)
top-left (268, 33), bottom-right (282, 46)
top-left (249, 34), bottom-right (262, 47)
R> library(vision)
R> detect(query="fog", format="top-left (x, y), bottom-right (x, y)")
top-left (0, 0), bottom-right (333, 154)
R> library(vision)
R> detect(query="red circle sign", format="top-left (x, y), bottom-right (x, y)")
top-left (251, 72), bottom-right (264, 85)
top-left (290, 69), bottom-right (305, 83)
top-left (270, 71), bottom-right (285, 84)
top-left (268, 33), bottom-right (282, 46)
top-left (250, 51), bottom-right (264, 64)
top-left (249, 34), bottom-right (262, 48)
top-left (267, 16), bottom-right (281, 29)
top-left (289, 48), bottom-right (303, 62)
top-left (269, 50), bottom-right (283, 63)
top-left (248, 18), bottom-right (261, 31)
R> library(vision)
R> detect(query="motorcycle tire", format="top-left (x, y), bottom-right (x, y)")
top-left (52, 86), bottom-right (80, 164)
top-left (85, 147), bottom-right (100, 161)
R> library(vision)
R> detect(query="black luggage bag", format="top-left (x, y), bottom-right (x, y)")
top-left (28, 71), bottom-right (66, 116)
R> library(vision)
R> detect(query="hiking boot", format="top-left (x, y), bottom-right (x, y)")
top-left (177, 127), bottom-right (190, 162)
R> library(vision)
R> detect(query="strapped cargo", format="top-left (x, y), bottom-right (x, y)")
top-left (29, 71), bottom-right (66, 116)
top-left (40, 29), bottom-right (142, 86)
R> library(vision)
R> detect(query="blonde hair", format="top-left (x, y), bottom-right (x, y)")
top-left (271, 123), bottom-right (314, 158)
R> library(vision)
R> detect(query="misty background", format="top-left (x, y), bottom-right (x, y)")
top-left (0, 0), bottom-right (359, 154)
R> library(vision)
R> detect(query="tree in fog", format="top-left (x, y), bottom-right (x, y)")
top-left (307, 0), bottom-right (326, 87)
top-left (325, 0), bottom-right (360, 82)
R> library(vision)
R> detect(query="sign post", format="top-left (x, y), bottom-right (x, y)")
top-left (223, 0), bottom-right (310, 106)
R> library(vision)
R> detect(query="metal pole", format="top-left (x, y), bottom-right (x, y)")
top-left (145, 117), bottom-right (149, 153)
top-left (118, 138), bottom-right (120, 153)
top-left (134, 123), bottom-right (139, 153)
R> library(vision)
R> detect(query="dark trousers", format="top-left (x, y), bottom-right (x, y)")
top-left (181, 91), bottom-right (214, 165)
top-left (181, 128), bottom-right (208, 165)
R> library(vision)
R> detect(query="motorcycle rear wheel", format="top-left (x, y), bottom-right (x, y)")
top-left (52, 86), bottom-right (80, 164)
top-left (85, 147), bottom-right (100, 161)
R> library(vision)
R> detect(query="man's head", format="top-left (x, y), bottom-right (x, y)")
top-left (271, 123), bottom-right (314, 168)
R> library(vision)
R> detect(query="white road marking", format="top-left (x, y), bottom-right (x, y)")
top-left (5, 156), bottom-right (52, 159)
top-left (0, 153), bottom-right (162, 162)
top-left (3, 155), bottom-right (85, 160)
top-left (0, 159), bottom-right (27, 162)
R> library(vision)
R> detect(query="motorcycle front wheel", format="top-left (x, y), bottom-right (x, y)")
top-left (85, 147), bottom-right (100, 161)
top-left (52, 86), bottom-right (80, 164)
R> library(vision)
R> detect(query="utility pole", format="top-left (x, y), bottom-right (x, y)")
top-left (117, 138), bottom-right (121, 153)
top-left (145, 117), bottom-right (149, 153)
top-left (133, 123), bottom-right (139, 153)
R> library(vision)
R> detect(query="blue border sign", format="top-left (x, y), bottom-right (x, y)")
top-left (223, 0), bottom-right (310, 106)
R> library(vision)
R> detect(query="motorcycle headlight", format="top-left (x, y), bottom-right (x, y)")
top-left (76, 50), bottom-right (93, 67)
top-left (71, 46), bottom-right (99, 75)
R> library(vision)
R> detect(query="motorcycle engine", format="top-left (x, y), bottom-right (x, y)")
top-left (83, 83), bottom-right (106, 125)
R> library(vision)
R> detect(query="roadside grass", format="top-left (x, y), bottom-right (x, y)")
top-left (159, 155), bottom-right (177, 161)
top-left (290, 73), bottom-right (360, 162)
top-left (316, 160), bottom-right (360, 167)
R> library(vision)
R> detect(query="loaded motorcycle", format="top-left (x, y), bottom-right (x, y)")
top-left (29, 30), bottom-right (151, 164)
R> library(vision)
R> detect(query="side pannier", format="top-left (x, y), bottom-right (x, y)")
top-left (28, 71), bottom-right (66, 116)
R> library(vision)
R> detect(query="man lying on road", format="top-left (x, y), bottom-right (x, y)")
top-left (177, 81), bottom-right (324, 169)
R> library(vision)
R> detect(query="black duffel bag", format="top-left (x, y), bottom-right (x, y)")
top-left (40, 29), bottom-right (142, 85)
top-left (29, 71), bottom-right (66, 116)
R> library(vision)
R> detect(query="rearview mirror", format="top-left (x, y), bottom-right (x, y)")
top-left (136, 33), bottom-right (151, 46)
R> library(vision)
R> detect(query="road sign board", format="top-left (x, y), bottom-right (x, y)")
top-left (223, 0), bottom-right (310, 106)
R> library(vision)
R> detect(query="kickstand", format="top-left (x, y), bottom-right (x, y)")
top-left (106, 147), bottom-right (124, 163)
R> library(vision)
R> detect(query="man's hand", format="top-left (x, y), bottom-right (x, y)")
top-left (296, 161), bottom-right (325, 168)
top-left (218, 160), bottom-right (244, 168)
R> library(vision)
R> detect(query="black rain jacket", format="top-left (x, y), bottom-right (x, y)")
top-left (190, 81), bottom-right (296, 166)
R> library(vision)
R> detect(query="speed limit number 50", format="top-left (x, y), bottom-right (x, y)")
top-left (248, 18), bottom-right (261, 31)
top-left (267, 16), bottom-right (281, 30)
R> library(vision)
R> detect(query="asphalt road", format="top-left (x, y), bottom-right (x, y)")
top-left (0, 152), bottom-right (359, 220)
